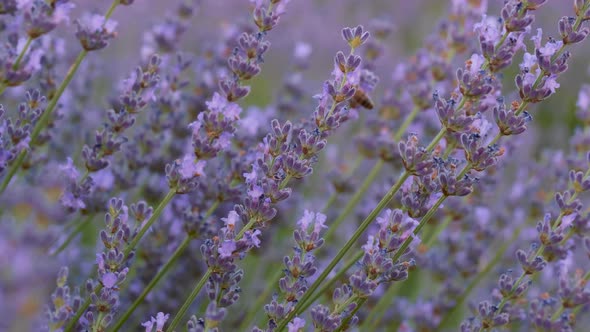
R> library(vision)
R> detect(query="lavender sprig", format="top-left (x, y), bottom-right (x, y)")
top-left (277, 1), bottom-right (590, 328)
top-left (0, 0), bottom-right (124, 194)
top-left (253, 210), bottom-right (328, 332)
top-left (165, 22), bottom-right (367, 331)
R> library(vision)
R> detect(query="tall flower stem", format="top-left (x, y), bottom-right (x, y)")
top-left (50, 215), bottom-right (94, 256)
top-left (0, 36), bottom-right (33, 95)
top-left (111, 237), bottom-right (190, 332)
top-left (239, 268), bottom-right (284, 329)
top-left (324, 160), bottom-right (383, 240)
top-left (110, 200), bottom-right (220, 332)
top-left (275, 171), bottom-right (410, 330)
top-left (298, 250), bottom-right (363, 314)
top-left (363, 214), bottom-right (453, 329)
top-left (323, 105), bottom-right (422, 242)
top-left (166, 269), bottom-right (212, 331)
top-left (63, 188), bottom-right (176, 332)
top-left (0, 0), bottom-right (121, 195)
top-left (280, 159), bottom-right (473, 330)
top-left (238, 178), bottom-right (351, 330)
top-left (165, 163), bottom-right (297, 331)
top-left (335, 297), bottom-right (367, 332)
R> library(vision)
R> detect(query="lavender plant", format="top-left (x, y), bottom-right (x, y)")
top-left (3, 0), bottom-right (590, 331)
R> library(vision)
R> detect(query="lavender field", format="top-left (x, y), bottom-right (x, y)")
top-left (2, 0), bottom-right (590, 331)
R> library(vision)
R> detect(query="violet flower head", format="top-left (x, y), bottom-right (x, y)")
top-left (75, 13), bottom-right (118, 51)
top-left (22, 0), bottom-right (74, 38)
top-left (342, 25), bottom-right (370, 50)
top-left (5, 1), bottom-right (590, 331)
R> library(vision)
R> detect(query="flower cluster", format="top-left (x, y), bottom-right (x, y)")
top-left (2, 0), bottom-right (590, 331)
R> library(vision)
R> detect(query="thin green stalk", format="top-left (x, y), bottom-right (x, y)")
top-left (298, 251), bottom-right (363, 313)
top-left (390, 194), bottom-right (447, 263)
top-left (0, 50), bottom-right (88, 194)
top-left (275, 171), bottom-right (410, 330)
top-left (422, 215), bottom-right (453, 248)
top-left (166, 213), bottom-right (259, 332)
top-left (569, 271), bottom-right (590, 319)
top-left (238, 173), bottom-right (353, 330)
top-left (50, 215), bottom-right (94, 256)
top-left (14, 36), bottom-right (33, 69)
top-left (363, 281), bottom-right (402, 329)
top-left (239, 269), bottom-right (284, 330)
top-left (425, 128), bottom-right (447, 153)
top-left (125, 190), bottom-right (176, 257)
top-left (112, 199), bottom-right (219, 332)
top-left (322, 192), bottom-right (338, 213)
top-left (111, 236), bottom-right (191, 332)
top-left (394, 106), bottom-right (420, 141)
top-left (322, 105), bottom-right (423, 242)
top-left (0, 36), bottom-right (34, 95)
top-left (296, 163), bottom-right (474, 327)
top-left (64, 286), bottom-right (102, 331)
top-left (324, 160), bottom-right (384, 241)
top-left (0, 0), bottom-right (121, 195)
top-left (166, 269), bottom-right (212, 331)
top-left (64, 188), bottom-right (176, 332)
top-left (364, 215), bottom-right (453, 329)
top-left (335, 297), bottom-right (366, 332)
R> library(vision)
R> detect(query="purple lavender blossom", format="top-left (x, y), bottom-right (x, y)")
top-left (3, 1), bottom-right (590, 331)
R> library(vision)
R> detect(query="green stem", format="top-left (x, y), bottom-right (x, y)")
top-left (239, 268), bottom-right (284, 330)
top-left (64, 189), bottom-right (176, 332)
top-left (13, 36), bottom-right (33, 70)
top-left (322, 192), bottom-right (338, 213)
top-left (0, 0), bottom-right (122, 195)
top-left (425, 128), bottom-right (447, 153)
top-left (299, 164), bottom-right (473, 328)
top-left (165, 269), bottom-right (212, 332)
top-left (324, 160), bottom-right (384, 241)
top-left (124, 190), bottom-right (176, 257)
top-left (104, 0), bottom-right (120, 19)
top-left (390, 194), bottom-right (447, 263)
top-left (363, 281), bottom-right (402, 329)
top-left (298, 251), bottom-right (363, 314)
top-left (422, 215), bottom-right (452, 248)
top-left (360, 216), bottom-right (451, 328)
top-left (239, 158), bottom-right (364, 330)
top-left (275, 171), bottom-right (410, 330)
top-left (64, 285), bottom-right (101, 332)
top-left (50, 215), bottom-right (94, 256)
top-left (93, 312), bottom-right (104, 332)
top-left (166, 202), bottom-right (261, 332)
top-left (335, 297), bottom-right (366, 332)
top-left (0, 36), bottom-right (34, 95)
top-left (394, 106), bottom-right (420, 141)
top-left (0, 48), bottom-right (87, 194)
top-left (111, 236), bottom-right (192, 332)
top-left (569, 272), bottom-right (590, 318)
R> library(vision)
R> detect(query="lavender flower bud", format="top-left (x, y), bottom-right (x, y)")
top-left (75, 14), bottom-right (118, 51)
top-left (516, 249), bottom-right (547, 274)
top-left (559, 16), bottom-right (590, 44)
top-left (399, 134), bottom-right (434, 176)
top-left (493, 102), bottom-right (529, 136)
top-left (342, 25), bottom-right (370, 49)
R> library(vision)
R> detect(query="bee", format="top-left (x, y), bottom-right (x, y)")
top-left (349, 85), bottom-right (375, 110)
